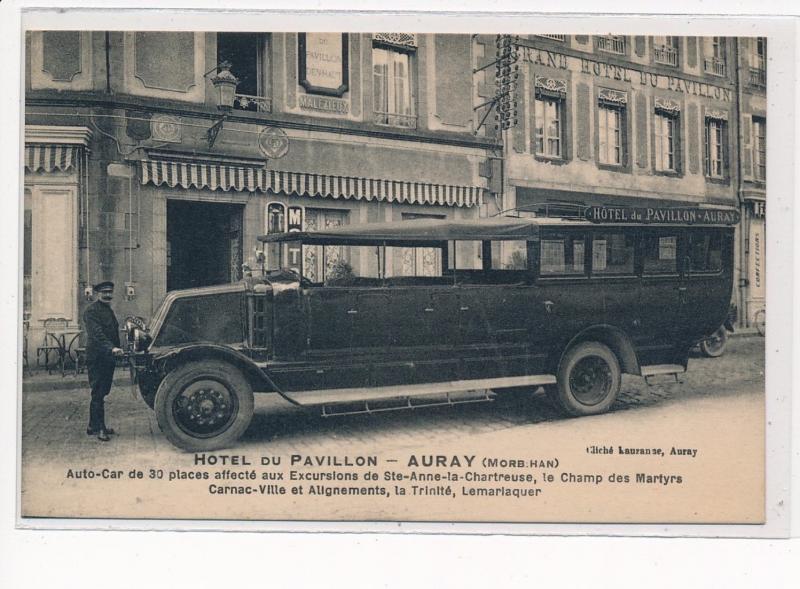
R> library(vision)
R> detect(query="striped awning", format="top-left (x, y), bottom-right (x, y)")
top-left (24, 145), bottom-right (78, 173)
top-left (139, 160), bottom-right (483, 208)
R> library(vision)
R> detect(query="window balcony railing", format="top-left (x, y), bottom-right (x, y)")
top-left (654, 45), bottom-right (679, 66)
top-left (373, 111), bottom-right (418, 129)
top-left (596, 36), bottom-right (626, 55)
top-left (233, 94), bottom-right (272, 113)
top-left (536, 35), bottom-right (566, 42)
top-left (704, 57), bottom-right (727, 77)
top-left (749, 67), bottom-right (766, 87)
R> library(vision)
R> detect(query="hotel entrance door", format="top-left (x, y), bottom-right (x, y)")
top-left (166, 200), bottom-right (244, 291)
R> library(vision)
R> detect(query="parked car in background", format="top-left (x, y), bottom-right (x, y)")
top-left (699, 304), bottom-right (738, 357)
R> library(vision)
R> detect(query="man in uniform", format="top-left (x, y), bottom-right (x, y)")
top-left (84, 281), bottom-right (123, 442)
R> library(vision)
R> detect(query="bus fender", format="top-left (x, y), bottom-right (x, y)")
top-left (558, 325), bottom-right (641, 376)
top-left (155, 344), bottom-right (274, 393)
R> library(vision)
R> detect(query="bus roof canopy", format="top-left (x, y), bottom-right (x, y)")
top-left (257, 206), bottom-right (740, 246)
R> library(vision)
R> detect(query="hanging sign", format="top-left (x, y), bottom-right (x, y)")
top-left (298, 33), bottom-right (349, 97)
top-left (748, 221), bottom-right (765, 300)
top-left (287, 206), bottom-right (304, 232)
top-left (585, 206), bottom-right (740, 226)
top-left (266, 202), bottom-right (286, 234)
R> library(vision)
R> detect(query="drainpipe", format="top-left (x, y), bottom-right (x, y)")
top-left (105, 32), bottom-right (112, 94)
top-left (733, 37), bottom-right (747, 327)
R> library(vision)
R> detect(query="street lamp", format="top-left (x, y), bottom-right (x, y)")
top-left (211, 62), bottom-right (239, 110)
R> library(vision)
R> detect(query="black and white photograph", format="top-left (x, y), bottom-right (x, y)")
top-left (17, 22), bottom-right (776, 525)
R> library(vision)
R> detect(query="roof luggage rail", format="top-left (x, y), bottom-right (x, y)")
top-left (493, 202), bottom-right (588, 220)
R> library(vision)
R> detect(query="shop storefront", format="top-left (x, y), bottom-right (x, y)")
top-left (137, 158), bottom-right (484, 316)
top-left (742, 198), bottom-right (765, 326)
top-left (22, 126), bottom-right (92, 360)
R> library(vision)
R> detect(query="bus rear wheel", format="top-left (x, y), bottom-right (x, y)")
top-left (554, 342), bottom-right (621, 416)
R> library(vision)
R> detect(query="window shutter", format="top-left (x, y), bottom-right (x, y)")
top-left (687, 103), bottom-right (699, 174)
top-left (703, 119), bottom-right (710, 176)
top-left (742, 116), bottom-right (753, 178)
top-left (634, 36), bottom-right (645, 57)
top-left (635, 92), bottom-right (647, 168)
top-left (576, 83), bottom-right (591, 161)
top-left (686, 36), bottom-right (697, 68)
top-left (722, 121), bottom-right (730, 178)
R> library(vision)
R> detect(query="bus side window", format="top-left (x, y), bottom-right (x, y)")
top-left (540, 231), bottom-right (586, 276)
top-left (642, 231), bottom-right (678, 275)
top-left (688, 230), bottom-right (723, 273)
top-left (591, 232), bottom-right (635, 275)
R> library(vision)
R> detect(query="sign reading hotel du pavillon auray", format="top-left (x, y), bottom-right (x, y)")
top-left (585, 206), bottom-right (740, 226)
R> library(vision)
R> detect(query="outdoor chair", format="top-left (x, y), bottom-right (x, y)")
top-left (36, 317), bottom-right (69, 374)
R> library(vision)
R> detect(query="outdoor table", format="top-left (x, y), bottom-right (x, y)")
top-left (45, 327), bottom-right (82, 377)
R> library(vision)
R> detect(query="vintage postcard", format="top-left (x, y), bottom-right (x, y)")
top-left (18, 15), bottom-right (781, 530)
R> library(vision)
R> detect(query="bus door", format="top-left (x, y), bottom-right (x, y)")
top-left (638, 228), bottom-right (683, 349)
top-left (534, 230), bottom-right (591, 357)
top-left (587, 229), bottom-right (640, 340)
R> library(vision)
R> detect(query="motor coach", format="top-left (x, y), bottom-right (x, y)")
top-left (128, 207), bottom-right (738, 451)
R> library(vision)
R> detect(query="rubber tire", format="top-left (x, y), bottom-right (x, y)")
top-left (154, 360), bottom-right (254, 452)
top-left (555, 342), bottom-right (621, 416)
top-left (699, 327), bottom-right (728, 358)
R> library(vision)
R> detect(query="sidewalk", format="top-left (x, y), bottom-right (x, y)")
top-left (21, 368), bottom-right (130, 393)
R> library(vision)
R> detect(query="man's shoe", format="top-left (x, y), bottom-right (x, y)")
top-left (96, 431), bottom-right (111, 442)
top-left (87, 428), bottom-right (98, 436)
top-left (102, 428), bottom-right (116, 436)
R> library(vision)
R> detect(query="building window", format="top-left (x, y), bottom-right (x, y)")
top-left (373, 45), bottom-right (416, 129)
top-left (753, 117), bottom-right (766, 181)
top-left (217, 33), bottom-right (271, 112)
top-left (596, 35), bottom-right (626, 55)
top-left (653, 36), bottom-right (679, 67)
top-left (598, 104), bottom-right (624, 166)
top-left (534, 95), bottom-right (563, 158)
top-left (704, 37), bottom-right (727, 77)
top-left (704, 117), bottom-right (727, 179)
top-left (397, 213), bottom-right (444, 277)
top-left (750, 37), bottom-right (767, 87)
top-left (303, 209), bottom-right (349, 283)
top-left (654, 110), bottom-right (679, 172)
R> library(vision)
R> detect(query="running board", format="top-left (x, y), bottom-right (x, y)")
top-left (284, 374), bottom-right (557, 407)
top-left (321, 389), bottom-right (495, 418)
top-left (641, 364), bottom-right (685, 385)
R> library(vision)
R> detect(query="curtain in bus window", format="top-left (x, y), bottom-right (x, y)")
top-left (540, 233), bottom-right (586, 276)
top-left (593, 232), bottom-right (634, 274)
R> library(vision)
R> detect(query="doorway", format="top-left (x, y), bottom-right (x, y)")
top-left (166, 200), bottom-right (244, 291)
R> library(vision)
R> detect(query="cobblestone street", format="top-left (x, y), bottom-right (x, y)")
top-left (21, 336), bottom-right (764, 462)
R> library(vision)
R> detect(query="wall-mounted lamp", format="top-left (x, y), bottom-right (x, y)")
top-left (204, 61), bottom-right (240, 149)
top-left (211, 62), bottom-right (239, 110)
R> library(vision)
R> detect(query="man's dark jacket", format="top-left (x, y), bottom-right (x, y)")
top-left (83, 300), bottom-right (120, 365)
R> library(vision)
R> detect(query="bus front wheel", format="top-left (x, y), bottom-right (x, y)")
top-left (554, 342), bottom-right (621, 416)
